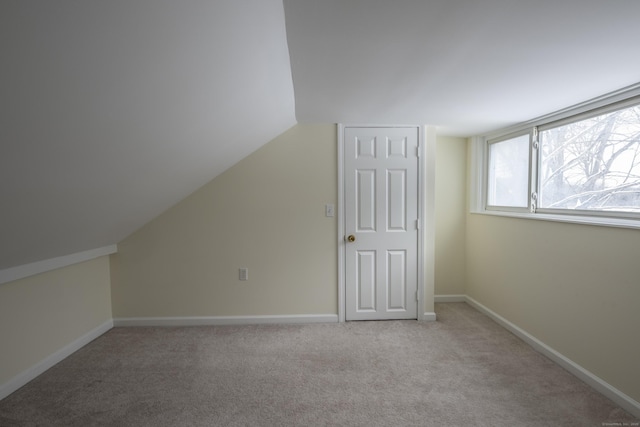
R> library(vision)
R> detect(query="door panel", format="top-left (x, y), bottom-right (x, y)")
top-left (387, 169), bottom-right (406, 231)
top-left (357, 170), bottom-right (376, 231)
top-left (357, 250), bottom-right (376, 312)
top-left (344, 127), bottom-right (418, 320)
top-left (387, 249), bottom-right (407, 311)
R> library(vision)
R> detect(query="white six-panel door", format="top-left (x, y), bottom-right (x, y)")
top-left (344, 127), bottom-right (419, 320)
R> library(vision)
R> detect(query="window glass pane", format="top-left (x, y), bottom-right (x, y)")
top-left (539, 105), bottom-right (640, 212)
top-left (487, 134), bottom-right (530, 207)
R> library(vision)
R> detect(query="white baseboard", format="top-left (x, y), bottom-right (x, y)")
top-left (422, 312), bottom-right (437, 321)
top-left (0, 319), bottom-right (113, 401)
top-left (434, 294), bottom-right (466, 303)
top-left (464, 295), bottom-right (640, 419)
top-left (113, 314), bottom-right (339, 327)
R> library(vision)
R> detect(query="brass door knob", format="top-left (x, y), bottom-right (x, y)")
top-left (347, 235), bottom-right (356, 242)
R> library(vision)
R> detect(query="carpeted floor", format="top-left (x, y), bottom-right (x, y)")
top-left (0, 303), bottom-right (636, 426)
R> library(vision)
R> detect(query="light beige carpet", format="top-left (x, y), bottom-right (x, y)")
top-left (0, 303), bottom-right (636, 426)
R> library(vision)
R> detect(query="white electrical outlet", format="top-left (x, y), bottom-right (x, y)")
top-left (239, 268), bottom-right (248, 281)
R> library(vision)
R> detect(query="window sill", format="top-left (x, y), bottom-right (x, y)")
top-left (470, 209), bottom-right (640, 231)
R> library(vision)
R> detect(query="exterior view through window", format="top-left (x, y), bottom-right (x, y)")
top-left (539, 104), bottom-right (640, 213)
top-left (484, 99), bottom-right (640, 219)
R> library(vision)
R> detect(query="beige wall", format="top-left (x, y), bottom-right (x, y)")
top-left (111, 124), bottom-right (338, 317)
top-left (112, 125), bottom-right (466, 318)
top-left (111, 125), bottom-right (458, 319)
top-left (0, 256), bottom-right (112, 385)
top-left (466, 209), bottom-right (640, 403)
top-left (435, 136), bottom-right (467, 296)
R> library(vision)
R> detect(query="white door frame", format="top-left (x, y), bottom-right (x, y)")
top-left (337, 124), bottom-right (436, 322)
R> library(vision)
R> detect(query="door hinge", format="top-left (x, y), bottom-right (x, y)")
top-left (415, 290), bottom-right (419, 302)
top-left (532, 126), bottom-right (539, 150)
top-left (415, 219), bottom-right (420, 230)
top-left (416, 144), bottom-right (421, 158)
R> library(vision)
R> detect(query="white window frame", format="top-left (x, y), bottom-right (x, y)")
top-left (485, 130), bottom-right (535, 214)
top-left (471, 83), bottom-right (640, 230)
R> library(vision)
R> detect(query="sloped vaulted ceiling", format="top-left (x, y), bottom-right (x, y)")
top-left (3, 0), bottom-right (640, 271)
top-left (0, 0), bottom-right (296, 269)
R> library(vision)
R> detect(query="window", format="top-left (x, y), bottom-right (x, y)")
top-left (487, 134), bottom-right (530, 209)
top-left (478, 93), bottom-right (640, 225)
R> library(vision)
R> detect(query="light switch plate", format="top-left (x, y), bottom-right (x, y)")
top-left (325, 204), bottom-right (335, 217)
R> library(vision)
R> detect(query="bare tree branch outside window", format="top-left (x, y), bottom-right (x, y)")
top-left (539, 105), bottom-right (640, 213)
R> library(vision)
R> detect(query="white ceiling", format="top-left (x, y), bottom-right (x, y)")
top-left (284, 0), bottom-right (640, 135)
top-left (2, 0), bottom-right (640, 270)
